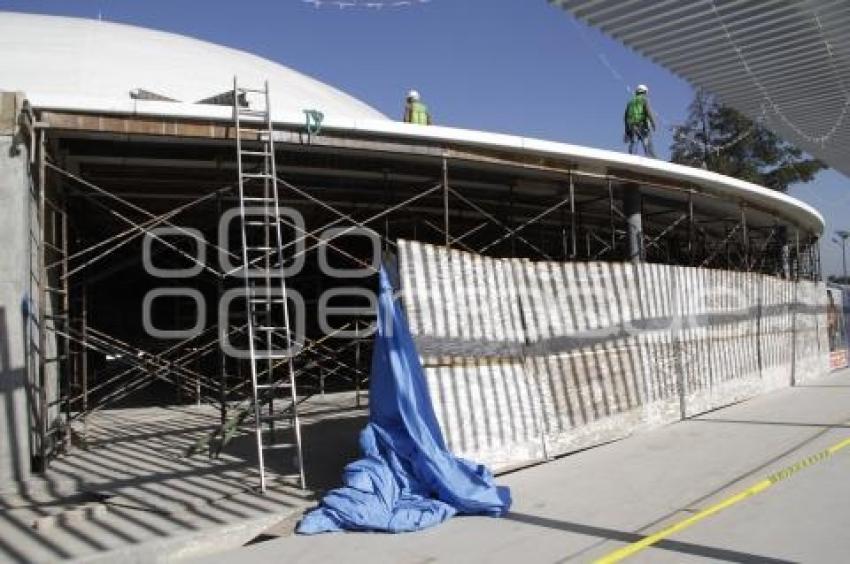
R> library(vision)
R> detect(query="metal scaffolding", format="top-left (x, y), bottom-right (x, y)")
top-left (26, 106), bottom-right (822, 484)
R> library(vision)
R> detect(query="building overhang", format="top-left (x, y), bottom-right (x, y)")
top-left (550, 0), bottom-right (850, 179)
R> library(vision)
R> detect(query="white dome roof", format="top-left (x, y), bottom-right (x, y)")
top-left (0, 12), bottom-right (387, 120)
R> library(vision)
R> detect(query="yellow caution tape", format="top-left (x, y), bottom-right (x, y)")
top-left (594, 435), bottom-right (850, 563)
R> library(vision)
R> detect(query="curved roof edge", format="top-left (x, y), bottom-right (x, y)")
top-left (27, 94), bottom-right (824, 236)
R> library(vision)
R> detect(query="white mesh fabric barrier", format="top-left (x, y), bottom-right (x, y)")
top-left (758, 275), bottom-right (795, 390)
top-left (679, 267), bottom-right (761, 416)
top-left (398, 241), bottom-right (544, 468)
top-left (518, 260), bottom-right (675, 456)
top-left (399, 240), bottom-right (527, 360)
top-left (795, 281), bottom-right (830, 383)
top-left (423, 361), bottom-right (545, 469)
top-left (633, 262), bottom-right (679, 407)
top-left (397, 240), bottom-right (830, 470)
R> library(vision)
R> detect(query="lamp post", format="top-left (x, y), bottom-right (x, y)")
top-left (835, 230), bottom-right (850, 282)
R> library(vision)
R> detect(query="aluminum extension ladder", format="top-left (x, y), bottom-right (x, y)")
top-left (232, 77), bottom-right (306, 491)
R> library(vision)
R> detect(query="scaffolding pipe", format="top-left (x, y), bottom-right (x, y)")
top-left (607, 179), bottom-right (616, 256)
top-left (688, 192), bottom-right (695, 265)
top-left (81, 285), bottom-right (88, 431)
top-left (443, 157), bottom-right (450, 249)
top-left (61, 203), bottom-right (70, 442)
top-left (741, 205), bottom-right (750, 271)
top-left (36, 128), bottom-right (48, 470)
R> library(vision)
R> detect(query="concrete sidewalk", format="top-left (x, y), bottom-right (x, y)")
top-left (0, 392), bottom-right (367, 563)
top-left (196, 368), bottom-right (850, 563)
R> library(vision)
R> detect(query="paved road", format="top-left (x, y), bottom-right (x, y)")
top-left (197, 369), bottom-right (850, 563)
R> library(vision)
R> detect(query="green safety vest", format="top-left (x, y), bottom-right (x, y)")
top-left (408, 101), bottom-right (430, 125)
top-left (626, 95), bottom-right (647, 126)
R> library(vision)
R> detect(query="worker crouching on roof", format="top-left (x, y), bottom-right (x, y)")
top-left (624, 84), bottom-right (656, 158)
top-left (404, 90), bottom-right (432, 125)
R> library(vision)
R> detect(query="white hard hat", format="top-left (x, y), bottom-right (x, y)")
top-left (407, 89), bottom-right (420, 101)
top-left (636, 84), bottom-right (649, 94)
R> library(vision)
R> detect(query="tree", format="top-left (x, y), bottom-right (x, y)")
top-left (670, 90), bottom-right (827, 192)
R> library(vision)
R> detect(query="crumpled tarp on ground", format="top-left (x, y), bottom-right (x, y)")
top-left (297, 266), bottom-right (511, 534)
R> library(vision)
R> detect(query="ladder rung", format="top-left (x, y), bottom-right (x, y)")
top-left (256, 383), bottom-right (288, 390)
top-left (244, 350), bottom-right (289, 360)
top-left (249, 297), bottom-right (286, 303)
top-left (248, 307), bottom-right (282, 314)
top-left (238, 87), bottom-right (267, 94)
top-left (240, 150), bottom-right (271, 157)
top-left (242, 173), bottom-right (274, 179)
top-left (44, 355), bottom-right (69, 363)
top-left (248, 308), bottom-right (282, 315)
top-left (263, 444), bottom-right (294, 451)
top-left (245, 246), bottom-right (275, 251)
top-left (46, 287), bottom-right (67, 295)
top-left (243, 221), bottom-right (273, 227)
top-left (238, 108), bottom-right (266, 115)
top-left (242, 197), bottom-right (276, 203)
top-left (267, 472), bottom-right (304, 483)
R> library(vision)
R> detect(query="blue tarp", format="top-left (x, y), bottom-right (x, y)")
top-left (296, 265), bottom-right (511, 534)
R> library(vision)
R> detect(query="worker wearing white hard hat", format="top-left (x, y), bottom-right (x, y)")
top-left (624, 84), bottom-right (656, 157)
top-left (404, 89), bottom-right (432, 125)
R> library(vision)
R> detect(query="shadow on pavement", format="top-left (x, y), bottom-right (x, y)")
top-left (505, 512), bottom-right (793, 563)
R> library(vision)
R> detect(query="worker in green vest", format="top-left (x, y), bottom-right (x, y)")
top-left (624, 84), bottom-right (656, 157)
top-left (403, 90), bottom-right (432, 125)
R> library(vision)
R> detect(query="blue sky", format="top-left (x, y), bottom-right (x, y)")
top-left (3, 0), bottom-right (849, 276)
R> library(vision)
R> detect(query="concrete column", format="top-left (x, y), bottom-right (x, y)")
top-left (622, 183), bottom-right (644, 263)
top-left (0, 91), bottom-right (33, 491)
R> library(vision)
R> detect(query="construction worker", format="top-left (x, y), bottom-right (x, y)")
top-left (624, 84), bottom-right (656, 158)
top-left (403, 90), bottom-right (432, 125)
